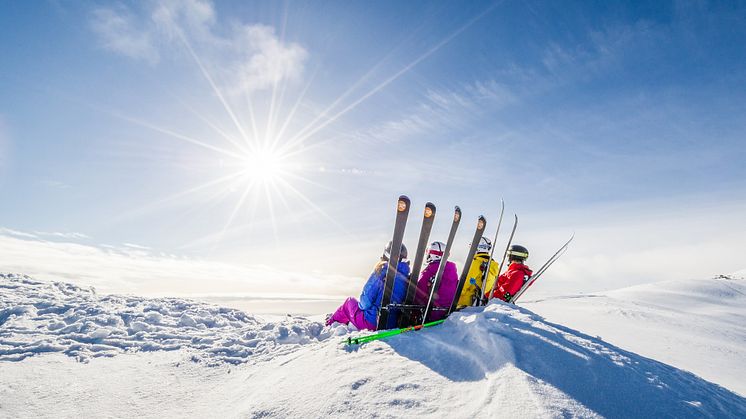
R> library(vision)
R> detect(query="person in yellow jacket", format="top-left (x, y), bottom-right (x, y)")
top-left (456, 237), bottom-right (499, 308)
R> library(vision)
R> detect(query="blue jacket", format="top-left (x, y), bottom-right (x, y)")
top-left (359, 260), bottom-right (411, 329)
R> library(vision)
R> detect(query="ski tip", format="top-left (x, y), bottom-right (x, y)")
top-left (425, 202), bottom-right (436, 217)
top-left (397, 196), bottom-right (410, 212)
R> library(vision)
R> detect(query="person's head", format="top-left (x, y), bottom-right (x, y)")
top-left (476, 236), bottom-right (492, 254)
top-left (507, 244), bottom-right (529, 263)
top-left (382, 240), bottom-right (408, 261)
top-left (426, 241), bottom-right (445, 264)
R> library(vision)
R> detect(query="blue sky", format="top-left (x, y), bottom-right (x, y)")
top-left (1, 1), bottom-right (745, 302)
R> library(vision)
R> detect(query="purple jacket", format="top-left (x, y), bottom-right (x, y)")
top-left (414, 260), bottom-right (459, 321)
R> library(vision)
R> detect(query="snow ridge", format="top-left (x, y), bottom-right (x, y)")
top-left (0, 273), bottom-right (333, 365)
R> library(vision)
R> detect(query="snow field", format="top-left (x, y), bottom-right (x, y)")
top-left (2, 273), bottom-right (746, 418)
top-left (523, 275), bottom-right (746, 396)
top-left (0, 274), bottom-right (334, 365)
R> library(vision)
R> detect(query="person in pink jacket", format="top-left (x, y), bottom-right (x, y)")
top-left (414, 241), bottom-right (459, 322)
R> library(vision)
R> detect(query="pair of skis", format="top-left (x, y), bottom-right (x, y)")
top-left (377, 196), bottom-right (444, 330)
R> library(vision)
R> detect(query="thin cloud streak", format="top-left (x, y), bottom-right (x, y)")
top-left (0, 230), bottom-right (353, 299)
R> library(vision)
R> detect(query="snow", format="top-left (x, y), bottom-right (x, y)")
top-left (2, 272), bottom-right (746, 418)
top-left (0, 274), bottom-right (332, 365)
top-left (522, 274), bottom-right (746, 396)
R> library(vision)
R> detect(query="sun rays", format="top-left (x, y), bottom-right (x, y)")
top-left (95, 1), bottom-right (496, 250)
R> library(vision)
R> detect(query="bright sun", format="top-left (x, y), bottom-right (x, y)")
top-left (241, 147), bottom-right (287, 183)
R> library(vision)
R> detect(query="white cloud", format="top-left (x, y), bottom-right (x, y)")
top-left (516, 196), bottom-right (746, 298)
top-left (0, 230), bottom-right (352, 300)
top-left (32, 231), bottom-right (90, 240)
top-left (90, 6), bottom-right (160, 65)
top-left (40, 180), bottom-right (72, 190)
top-left (232, 25), bottom-right (308, 93)
top-left (353, 79), bottom-right (516, 144)
top-left (0, 228), bottom-right (38, 239)
top-left (0, 115), bottom-right (8, 170)
top-left (89, 0), bottom-right (308, 94)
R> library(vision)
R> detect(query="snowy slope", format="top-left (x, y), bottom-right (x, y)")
top-left (523, 274), bottom-right (746, 396)
top-left (2, 273), bottom-right (746, 418)
top-left (0, 274), bottom-right (330, 365)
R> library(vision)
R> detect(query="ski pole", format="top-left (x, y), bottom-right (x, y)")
top-left (345, 319), bottom-right (445, 346)
top-left (477, 199), bottom-right (504, 306)
top-left (484, 214), bottom-right (518, 304)
top-left (510, 234), bottom-right (574, 303)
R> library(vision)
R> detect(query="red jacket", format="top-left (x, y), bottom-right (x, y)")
top-left (487, 262), bottom-right (532, 302)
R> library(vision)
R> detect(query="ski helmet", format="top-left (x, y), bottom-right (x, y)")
top-left (426, 241), bottom-right (446, 264)
top-left (507, 244), bottom-right (529, 261)
top-left (476, 236), bottom-right (492, 254)
top-left (383, 240), bottom-right (408, 260)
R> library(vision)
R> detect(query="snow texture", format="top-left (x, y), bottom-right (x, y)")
top-left (524, 274), bottom-right (746, 396)
top-left (2, 272), bottom-right (746, 418)
top-left (0, 273), bottom-right (340, 365)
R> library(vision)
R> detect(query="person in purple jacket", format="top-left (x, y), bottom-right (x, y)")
top-left (414, 241), bottom-right (459, 322)
top-left (326, 241), bottom-right (410, 330)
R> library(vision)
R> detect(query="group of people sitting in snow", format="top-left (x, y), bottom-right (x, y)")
top-left (326, 238), bottom-right (532, 331)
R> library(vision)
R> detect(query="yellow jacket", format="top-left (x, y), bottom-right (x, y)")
top-left (456, 253), bottom-right (499, 307)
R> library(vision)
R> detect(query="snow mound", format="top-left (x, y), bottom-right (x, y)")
top-left (236, 302), bottom-right (746, 418)
top-left (523, 275), bottom-right (746, 395)
top-left (0, 273), bottom-right (342, 365)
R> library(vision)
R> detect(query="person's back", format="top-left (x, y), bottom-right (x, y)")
top-left (456, 237), bottom-right (499, 308)
top-left (326, 241), bottom-right (409, 330)
top-left (414, 259), bottom-right (459, 320)
top-left (360, 259), bottom-right (411, 329)
top-left (487, 244), bottom-right (532, 302)
top-left (413, 241), bottom-right (460, 322)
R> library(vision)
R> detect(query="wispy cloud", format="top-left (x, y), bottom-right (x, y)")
top-left (517, 195), bottom-right (746, 298)
top-left (89, 0), bottom-right (308, 94)
top-left (40, 180), bottom-right (72, 190)
top-left (352, 79), bottom-right (517, 144)
top-left (90, 6), bottom-right (160, 65)
top-left (33, 231), bottom-right (90, 240)
top-left (0, 115), bottom-right (8, 170)
top-left (0, 229), bottom-right (353, 299)
top-left (0, 228), bottom-right (37, 239)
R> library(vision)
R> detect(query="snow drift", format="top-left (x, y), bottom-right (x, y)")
top-left (0, 274), bottom-right (330, 365)
top-left (2, 273), bottom-right (745, 418)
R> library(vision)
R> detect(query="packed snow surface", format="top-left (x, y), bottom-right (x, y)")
top-left (2, 273), bottom-right (746, 418)
top-left (523, 274), bottom-right (746, 396)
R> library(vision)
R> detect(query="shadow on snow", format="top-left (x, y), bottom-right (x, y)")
top-left (386, 303), bottom-right (746, 418)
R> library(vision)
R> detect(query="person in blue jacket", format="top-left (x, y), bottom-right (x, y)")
top-left (326, 241), bottom-right (410, 330)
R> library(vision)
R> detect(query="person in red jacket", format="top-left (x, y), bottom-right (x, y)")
top-left (486, 244), bottom-right (533, 302)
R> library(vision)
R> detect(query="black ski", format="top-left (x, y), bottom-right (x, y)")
top-left (510, 234), bottom-right (574, 303)
top-left (403, 203), bottom-right (436, 305)
top-left (422, 206), bottom-right (461, 325)
top-left (447, 215), bottom-right (487, 315)
top-left (484, 214), bottom-right (518, 304)
top-left (398, 202), bottom-right (436, 327)
top-left (377, 195), bottom-right (411, 330)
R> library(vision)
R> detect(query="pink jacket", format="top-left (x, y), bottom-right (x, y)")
top-left (414, 260), bottom-right (459, 321)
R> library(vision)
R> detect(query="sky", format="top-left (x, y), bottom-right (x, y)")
top-left (1, 1), bottom-right (745, 308)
